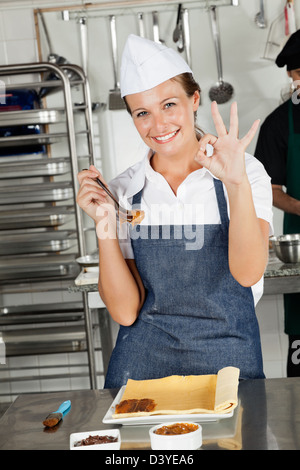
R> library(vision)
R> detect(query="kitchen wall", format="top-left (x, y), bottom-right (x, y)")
top-left (0, 0), bottom-right (298, 400)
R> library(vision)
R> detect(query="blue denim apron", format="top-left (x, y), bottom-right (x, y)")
top-left (104, 178), bottom-right (264, 388)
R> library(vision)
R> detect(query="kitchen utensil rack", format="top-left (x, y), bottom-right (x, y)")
top-left (0, 62), bottom-right (101, 400)
top-left (44, 0), bottom-right (238, 20)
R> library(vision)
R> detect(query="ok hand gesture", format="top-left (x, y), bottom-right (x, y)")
top-left (194, 101), bottom-right (260, 187)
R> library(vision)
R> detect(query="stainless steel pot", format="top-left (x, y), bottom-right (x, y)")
top-left (76, 253), bottom-right (98, 267)
top-left (271, 234), bottom-right (300, 263)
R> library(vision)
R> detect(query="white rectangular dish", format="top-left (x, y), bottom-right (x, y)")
top-left (70, 429), bottom-right (120, 450)
top-left (102, 386), bottom-right (234, 426)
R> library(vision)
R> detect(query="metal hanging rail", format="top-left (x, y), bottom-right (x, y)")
top-left (35, 0), bottom-right (239, 16)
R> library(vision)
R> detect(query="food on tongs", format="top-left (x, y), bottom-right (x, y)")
top-left (95, 177), bottom-right (145, 226)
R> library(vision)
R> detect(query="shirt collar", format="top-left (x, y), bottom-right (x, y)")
top-left (123, 146), bottom-right (218, 200)
top-left (123, 148), bottom-right (152, 199)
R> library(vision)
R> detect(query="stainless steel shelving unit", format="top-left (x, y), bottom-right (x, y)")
top-left (0, 62), bottom-right (100, 395)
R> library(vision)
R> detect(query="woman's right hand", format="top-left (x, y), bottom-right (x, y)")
top-left (76, 165), bottom-right (113, 223)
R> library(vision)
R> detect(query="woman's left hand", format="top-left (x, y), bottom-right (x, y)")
top-left (194, 101), bottom-right (260, 186)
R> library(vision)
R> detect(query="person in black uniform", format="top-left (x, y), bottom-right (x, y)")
top-left (255, 30), bottom-right (300, 377)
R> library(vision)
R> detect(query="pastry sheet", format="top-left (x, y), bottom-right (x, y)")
top-left (112, 366), bottom-right (239, 419)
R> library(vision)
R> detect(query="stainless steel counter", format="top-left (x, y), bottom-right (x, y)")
top-left (264, 251), bottom-right (300, 294)
top-left (70, 250), bottom-right (300, 297)
top-left (1, 377), bottom-right (300, 450)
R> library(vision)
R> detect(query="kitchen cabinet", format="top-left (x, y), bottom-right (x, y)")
top-left (0, 62), bottom-right (101, 399)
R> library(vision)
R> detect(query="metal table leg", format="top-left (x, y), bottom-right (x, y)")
top-left (82, 291), bottom-right (97, 389)
top-left (92, 307), bottom-right (113, 377)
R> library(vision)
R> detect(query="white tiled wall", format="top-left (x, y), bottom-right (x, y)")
top-left (0, 8), bottom-right (37, 64)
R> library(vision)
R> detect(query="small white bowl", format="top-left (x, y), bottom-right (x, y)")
top-left (149, 422), bottom-right (202, 450)
top-left (70, 429), bottom-right (121, 450)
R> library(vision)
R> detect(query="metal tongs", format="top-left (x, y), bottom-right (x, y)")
top-left (95, 177), bottom-right (138, 223)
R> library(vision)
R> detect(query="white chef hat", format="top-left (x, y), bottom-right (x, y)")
top-left (120, 34), bottom-right (193, 98)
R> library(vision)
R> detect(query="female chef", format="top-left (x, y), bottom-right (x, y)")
top-left (76, 35), bottom-right (273, 387)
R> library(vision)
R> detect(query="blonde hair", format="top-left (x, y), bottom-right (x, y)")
top-left (171, 73), bottom-right (203, 139)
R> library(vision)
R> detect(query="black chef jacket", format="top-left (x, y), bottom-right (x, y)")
top-left (254, 98), bottom-right (300, 185)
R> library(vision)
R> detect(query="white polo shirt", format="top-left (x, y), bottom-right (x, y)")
top-left (109, 149), bottom-right (273, 306)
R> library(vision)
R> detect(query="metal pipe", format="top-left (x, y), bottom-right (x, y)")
top-left (62, 64), bottom-right (95, 165)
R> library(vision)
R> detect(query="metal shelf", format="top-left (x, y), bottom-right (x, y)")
top-left (0, 206), bottom-right (74, 230)
top-left (0, 255), bottom-right (80, 284)
top-left (0, 181), bottom-right (74, 205)
top-left (0, 301), bottom-right (84, 325)
top-left (0, 108), bottom-right (66, 127)
top-left (0, 230), bottom-right (77, 256)
top-left (0, 132), bottom-right (65, 147)
top-left (0, 156), bottom-right (70, 179)
top-left (0, 62), bottom-right (98, 393)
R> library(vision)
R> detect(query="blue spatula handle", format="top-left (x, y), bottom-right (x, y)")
top-left (56, 400), bottom-right (71, 414)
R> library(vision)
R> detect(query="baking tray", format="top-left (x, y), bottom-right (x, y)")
top-left (0, 132), bottom-right (65, 147)
top-left (0, 109), bottom-right (65, 127)
top-left (0, 206), bottom-right (74, 230)
top-left (0, 181), bottom-right (73, 204)
top-left (0, 301), bottom-right (84, 325)
top-left (0, 254), bottom-right (80, 283)
top-left (0, 157), bottom-right (70, 179)
top-left (3, 325), bottom-right (86, 356)
top-left (0, 153), bottom-right (62, 164)
top-left (0, 230), bottom-right (77, 255)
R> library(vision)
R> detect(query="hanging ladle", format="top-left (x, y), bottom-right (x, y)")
top-left (173, 4), bottom-right (184, 53)
top-left (208, 6), bottom-right (234, 104)
top-left (255, 0), bottom-right (266, 29)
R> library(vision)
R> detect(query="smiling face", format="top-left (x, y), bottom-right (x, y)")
top-left (125, 78), bottom-right (200, 160)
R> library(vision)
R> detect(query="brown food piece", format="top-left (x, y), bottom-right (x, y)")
top-left (154, 423), bottom-right (199, 435)
top-left (43, 417), bottom-right (59, 427)
top-left (115, 398), bottom-right (156, 414)
top-left (74, 435), bottom-right (118, 447)
top-left (119, 210), bottom-right (145, 227)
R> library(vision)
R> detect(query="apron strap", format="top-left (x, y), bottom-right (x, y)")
top-left (213, 178), bottom-right (229, 230)
top-left (132, 188), bottom-right (143, 206)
